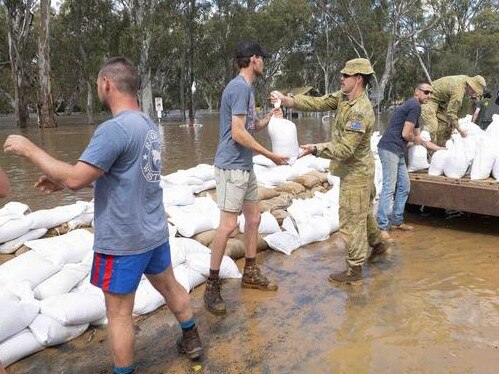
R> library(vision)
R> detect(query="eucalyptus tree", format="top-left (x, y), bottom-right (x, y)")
top-left (4, 0), bottom-right (37, 127)
top-left (37, 0), bottom-right (56, 127)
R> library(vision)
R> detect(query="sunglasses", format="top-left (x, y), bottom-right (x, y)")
top-left (420, 89), bottom-right (432, 95)
top-left (341, 73), bottom-right (359, 78)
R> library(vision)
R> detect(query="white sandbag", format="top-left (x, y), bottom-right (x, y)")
top-left (40, 290), bottom-right (105, 326)
top-left (0, 202), bottom-right (32, 244)
top-left (492, 156), bottom-right (499, 180)
top-left (184, 164), bottom-right (215, 181)
top-left (0, 280), bottom-right (34, 302)
top-left (170, 237), bottom-right (241, 279)
top-left (0, 250), bottom-right (61, 288)
top-left (34, 263), bottom-right (91, 300)
top-left (0, 298), bottom-right (40, 342)
top-left (167, 197), bottom-right (219, 237)
top-left (168, 222), bottom-right (177, 238)
top-left (263, 231), bottom-right (301, 255)
top-left (29, 314), bottom-right (88, 346)
top-left (161, 171), bottom-right (204, 187)
top-left (25, 229), bottom-right (94, 265)
top-left (325, 175), bottom-right (340, 206)
top-left (428, 150), bottom-right (450, 176)
top-left (292, 155), bottom-right (330, 172)
top-left (0, 329), bottom-right (44, 368)
top-left (254, 166), bottom-right (288, 186)
top-left (133, 277), bottom-right (166, 316)
top-left (370, 131), bottom-right (382, 154)
top-left (373, 154), bottom-right (383, 198)
top-left (444, 135), bottom-right (469, 178)
top-left (407, 131), bottom-right (430, 172)
top-left (267, 116), bottom-right (300, 164)
top-left (485, 115), bottom-right (499, 139)
top-left (67, 201), bottom-right (94, 230)
top-left (27, 203), bottom-right (86, 230)
top-left (190, 179), bottom-right (216, 194)
top-left (238, 211), bottom-right (281, 235)
top-left (173, 263), bottom-right (206, 293)
top-left (470, 136), bottom-right (497, 180)
top-left (162, 185), bottom-right (195, 207)
top-left (253, 154), bottom-right (276, 167)
top-left (0, 228), bottom-right (47, 254)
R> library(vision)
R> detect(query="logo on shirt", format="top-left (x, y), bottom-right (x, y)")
top-left (141, 130), bottom-right (161, 182)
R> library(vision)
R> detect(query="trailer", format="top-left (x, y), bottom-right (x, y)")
top-left (407, 172), bottom-right (499, 216)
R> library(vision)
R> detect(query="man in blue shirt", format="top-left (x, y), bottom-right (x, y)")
top-left (206, 40), bottom-right (288, 315)
top-left (4, 57), bottom-right (202, 373)
top-left (376, 82), bottom-right (442, 241)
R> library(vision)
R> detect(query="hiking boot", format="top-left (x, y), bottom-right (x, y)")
top-left (203, 278), bottom-right (226, 315)
top-left (328, 265), bottom-right (363, 285)
top-left (241, 265), bottom-right (278, 291)
top-left (368, 241), bottom-right (392, 263)
top-left (392, 223), bottom-right (414, 231)
top-left (177, 326), bottom-right (203, 360)
top-left (380, 230), bottom-right (394, 242)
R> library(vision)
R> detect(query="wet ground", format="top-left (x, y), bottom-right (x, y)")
top-left (1, 113), bottom-right (498, 373)
top-left (7, 209), bottom-right (499, 374)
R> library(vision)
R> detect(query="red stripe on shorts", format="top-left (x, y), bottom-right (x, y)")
top-left (102, 255), bottom-right (114, 291)
top-left (91, 253), bottom-right (102, 285)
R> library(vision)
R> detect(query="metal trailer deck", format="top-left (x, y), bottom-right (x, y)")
top-left (408, 172), bottom-right (499, 216)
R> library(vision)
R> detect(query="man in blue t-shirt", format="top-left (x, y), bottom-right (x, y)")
top-left (376, 82), bottom-right (442, 239)
top-left (4, 57), bottom-right (202, 373)
top-left (205, 40), bottom-right (288, 315)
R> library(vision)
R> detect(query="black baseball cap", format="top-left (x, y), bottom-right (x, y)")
top-left (235, 39), bottom-right (272, 59)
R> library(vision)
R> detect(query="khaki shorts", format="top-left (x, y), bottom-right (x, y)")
top-left (215, 167), bottom-right (258, 213)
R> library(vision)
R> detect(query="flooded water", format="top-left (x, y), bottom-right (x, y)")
top-left (1, 111), bottom-right (498, 373)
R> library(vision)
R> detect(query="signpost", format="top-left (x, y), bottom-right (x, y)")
top-left (155, 97), bottom-right (163, 123)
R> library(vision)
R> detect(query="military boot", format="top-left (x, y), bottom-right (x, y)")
top-left (177, 326), bottom-right (204, 360)
top-left (328, 265), bottom-right (363, 285)
top-left (368, 241), bottom-right (392, 263)
top-left (203, 278), bottom-right (226, 315)
top-left (241, 264), bottom-right (278, 291)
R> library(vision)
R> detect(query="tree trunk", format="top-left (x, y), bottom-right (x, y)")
top-left (37, 0), bottom-right (57, 128)
top-left (85, 80), bottom-right (95, 125)
top-left (5, 1), bottom-right (34, 128)
top-left (179, 49), bottom-right (186, 120)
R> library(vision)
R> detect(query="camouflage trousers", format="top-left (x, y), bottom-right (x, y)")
top-left (419, 100), bottom-right (453, 147)
top-left (339, 182), bottom-right (382, 267)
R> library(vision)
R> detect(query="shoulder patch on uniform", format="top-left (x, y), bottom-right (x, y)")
top-left (350, 122), bottom-right (363, 130)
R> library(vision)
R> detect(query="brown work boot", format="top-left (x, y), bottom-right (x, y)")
top-left (368, 241), bottom-right (392, 263)
top-left (328, 265), bottom-right (363, 285)
top-left (241, 265), bottom-right (278, 291)
top-left (380, 230), bottom-right (394, 242)
top-left (177, 326), bottom-right (203, 360)
top-left (203, 278), bottom-right (226, 315)
top-left (392, 223), bottom-right (414, 231)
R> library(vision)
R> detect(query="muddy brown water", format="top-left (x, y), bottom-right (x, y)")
top-left (1, 112), bottom-right (498, 373)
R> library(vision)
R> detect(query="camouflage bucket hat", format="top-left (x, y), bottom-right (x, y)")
top-left (340, 58), bottom-right (374, 75)
top-left (466, 75), bottom-right (486, 95)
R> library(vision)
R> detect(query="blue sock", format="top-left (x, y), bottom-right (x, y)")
top-left (114, 364), bottom-right (136, 374)
top-left (180, 317), bottom-right (195, 331)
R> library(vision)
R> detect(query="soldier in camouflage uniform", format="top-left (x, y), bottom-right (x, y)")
top-left (419, 75), bottom-right (486, 146)
top-left (272, 58), bottom-right (390, 285)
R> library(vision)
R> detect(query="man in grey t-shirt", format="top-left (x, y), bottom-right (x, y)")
top-left (4, 57), bottom-right (203, 373)
top-left (205, 40), bottom-right (288, 315)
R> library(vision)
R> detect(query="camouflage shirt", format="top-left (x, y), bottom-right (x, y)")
top-left (430, 75), bottom-right (468, 129)
top-left (293, 90), bottom-right (375, 185)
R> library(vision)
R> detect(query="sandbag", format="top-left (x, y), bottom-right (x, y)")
top-left (428, 150), bottom-right (450, 176)
top-left (0, 202), bottom-right (32, 244)
top-left (270, 209), bottom-right (288, 225)
top-left (444, 135), bottom-right (469, 178)
top-left (238, 211), bottom-right (281, 235)
top-left (274, 181), bottom-right (305, 195)
top-left (0, 298), bottom-right (40, 342)
top-left (167, 197), bottom-right (219, 237)
top-left (0, 250), bottom-right (61, 288)
top-left (223, 238), bottom-right (245, 260)
top-left (25, 229), bottom-right (94, 265)
top-left (192, 230), bottom-right (216, 247)
top-left (492, 156), bottom-right (499, 180)
top-left (267, 116), bottom-right (300, 164)
top-left (265, 195), bottom-right (292, 210)
top-left (67, 201), bottom-right (94, 230)
top-left (133, 277), bottom-right (166, 316)
top-left (184, 164), bottom-right (215, 181)
top-left (162, 185), bottom-right (195, 207)
top-left (34, 263), bottom-right (90, 300)
top-left (40, 290), bottom-right (106, 326)
top-left (470, 136), bottom-right (496, 180)
top-left (253, 154), bottom-right (276, 167)
top-left (258, 186), bottom-right (280, 200)
top-left (0, 228), bottom-right (47, 254)
top-left (292, 172), bottom-right (322, 189)
top-left (0, 329), bottom-right (44, 368)
top-left (173, 263), bottom-right (206, 293)
top-left (191, 179), bottom-right (216, 194)
top-left (263, 231), bottom-right (301, 255)
top-left (29, 314), bottom-right (89, 346)
top-left (27, 203), bottom-right (86, 230)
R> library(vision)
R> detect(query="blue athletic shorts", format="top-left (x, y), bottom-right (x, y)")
top-left (90, 242), bottom-right (171, 294)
